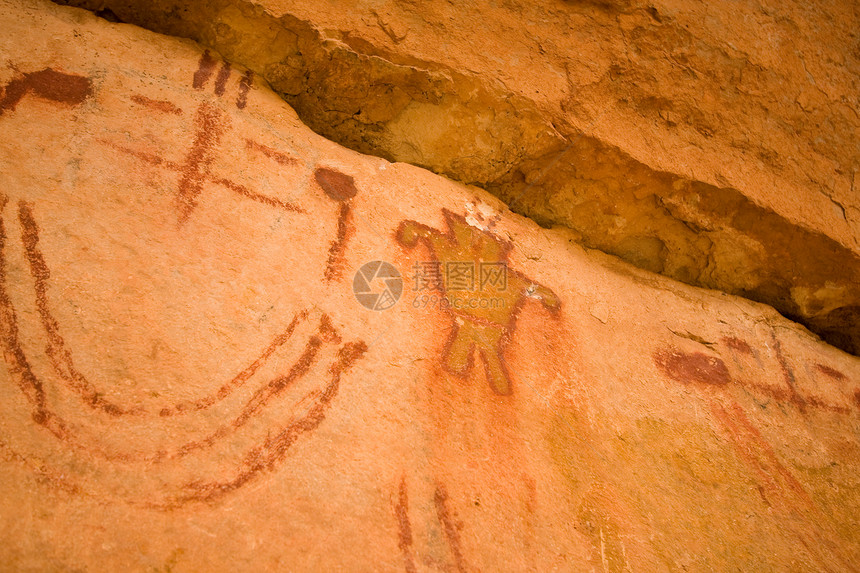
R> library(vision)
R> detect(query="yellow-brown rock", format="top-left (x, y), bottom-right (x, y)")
top-left (1, 1), bottom-right (860, 571)
top-left (55, 0), bottom-right (860, 355)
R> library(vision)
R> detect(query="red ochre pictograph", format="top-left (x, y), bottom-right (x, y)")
top-left (653, 337), bottom-right (858, 571)
top-left (397, 208), bottom-right (560, 396)
top-left (0, 56), bottom-right (370, 507)
top-left (654, 335), bottom-right (856, 416)
top-left (98, 47), bottom-right (359, 283)
top-left (394, 477), bottom-right (468, 573)
top-left (0, 67), bottom-right (92, 115)
top-left (314, 167), bottom-right (359, 282)
top-left (0, 197), bottom-right (367, 507)
top-left (99, 50), bottom-right (304, 224)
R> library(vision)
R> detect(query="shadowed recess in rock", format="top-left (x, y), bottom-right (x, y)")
top-left (50, 0), bottom-right (860, 355)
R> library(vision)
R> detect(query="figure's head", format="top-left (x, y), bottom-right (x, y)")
top-left (396, 220), bottom-right (422, 247)
top-left (314, 167), bottom-right (357, 202)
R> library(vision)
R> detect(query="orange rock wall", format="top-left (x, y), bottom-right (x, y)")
top-left (1, 1), bottom-right (859, 571)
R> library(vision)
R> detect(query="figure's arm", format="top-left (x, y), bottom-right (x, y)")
top-left (525, 282), bottom-right (561, 313)
top-left (396, 220), bottom-right (432, 248)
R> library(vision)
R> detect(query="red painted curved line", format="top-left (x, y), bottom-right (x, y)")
top-left (167, 339), bottom-right (367, 507)
top-left (0, 198), bottom-right (47, 418)
top-left (0, 338), bottom-right (366, 509)
top-left (159, 311), bottom-right (308, 417)
top-left (0, 201), bottom-right (70, 440)
top-left (2, 200), bottom-right (369, 506)
top-left (162, 331), bottom-right (328, 463)
top-left (0, 437), bottom-right (80, 495)
top-left (2, 284), bottom-right (339, 466)
top-left (16, 200), bottom-right (309, 417)
top-left (1, 201), bottom-right (349, 465)
top-left (3, 309), bottom-right (336, 464)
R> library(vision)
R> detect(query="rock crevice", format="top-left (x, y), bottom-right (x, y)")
top-left (54, 0), bottom-right (860, 354)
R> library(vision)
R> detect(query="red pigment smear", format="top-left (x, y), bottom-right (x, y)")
top-left (245, 139), bottom-right (298, 166)
top-left (395, 477), bottom-right (417, 573)
top-left (315, 167), bottom-right (358, 201)
top-left (434, 483), bottom-right (467, 573)
top-left (130, 94), bottom-right (182, 115)
top-left (0, 68), bottom-right (92, 114)
top-left (214, 62), bottom-right (231, 96)
top-left (236, 70), bottom-right (253, 109)
top-left (654, 349), bottom-right (731, 386)
top-left (192, 50), bottom-right (217, 89)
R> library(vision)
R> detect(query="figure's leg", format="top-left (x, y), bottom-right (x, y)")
top-left (477, 327), bottom-right (511, 395)
top-left (444, 321), bottom-right (475, 375)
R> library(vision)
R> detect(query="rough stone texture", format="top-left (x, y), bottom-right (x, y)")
top-left (2, 1), bottom-right (860, 571)
top-left (53, 0), bottom-right (860, 355)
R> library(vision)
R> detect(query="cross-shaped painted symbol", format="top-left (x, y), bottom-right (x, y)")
top-left (101, 50), bottom-right (304, 223)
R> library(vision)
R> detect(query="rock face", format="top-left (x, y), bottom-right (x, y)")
top-left (54, 0), bottom-right (860, 355)
top-left (1, 1), bottom-right (860, 571)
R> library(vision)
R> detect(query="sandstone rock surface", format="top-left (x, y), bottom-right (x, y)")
top-left (55, 0), bottom-right (860, 355)
top-left (1, 1), bottom-right (860, 571)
